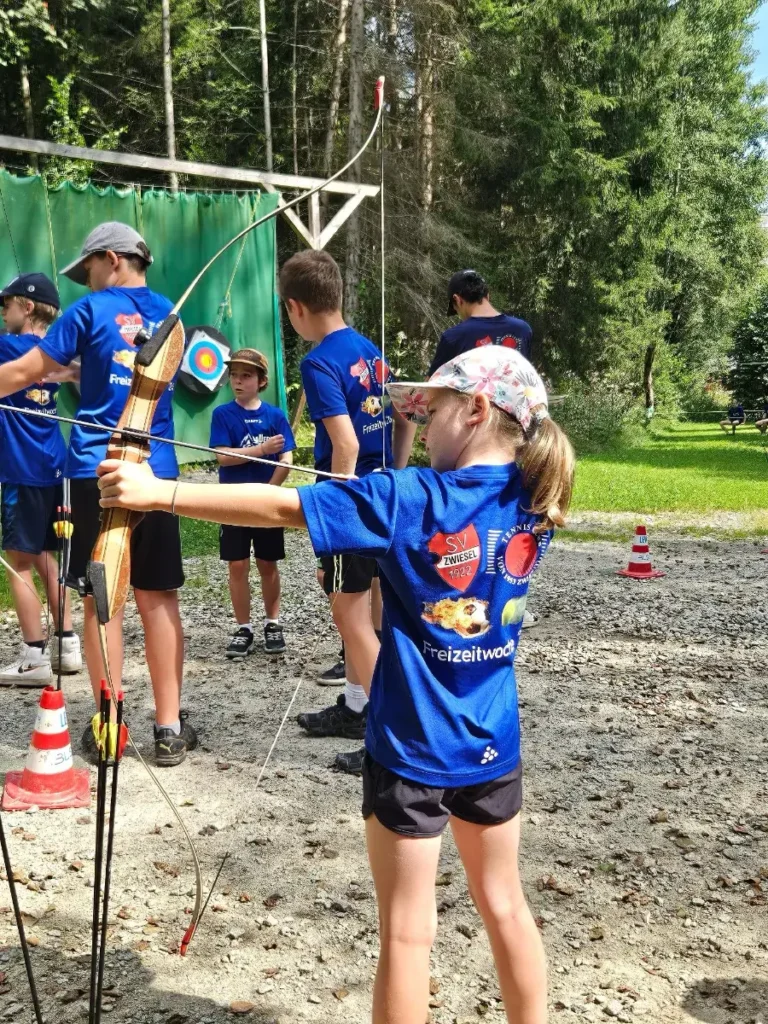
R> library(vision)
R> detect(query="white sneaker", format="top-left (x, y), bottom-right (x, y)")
top-left (50, 634), bottom-right (83, 674)
top-left (0, 643), bottom-right (52, 687)
top-left (522, 609), bottom-right (539, 629)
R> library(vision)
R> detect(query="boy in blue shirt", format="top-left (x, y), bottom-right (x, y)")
top-left (210, 348), bottom-right (296, 656)
top-left (428, 269), bottom-right (532, 376)
top-left (97, 346), bottom-right (575, 1024)
top-left (0, 223), bottom-right (194, 768)
top-left (0, 273), bottom-right (81, 685)
top-left (279, 250), bottom-right (409, 775)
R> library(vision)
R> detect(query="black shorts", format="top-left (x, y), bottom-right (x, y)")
top-left (67, 478), bottom-right (184, 592)
top-left (362, 753), bottom-right (523, 838)
top-left (1, 483), bottom-right (61, 555)
top-left (219, 525), bottom-right (285, 563)
top-left (319, 554), bottom-right (378, 595)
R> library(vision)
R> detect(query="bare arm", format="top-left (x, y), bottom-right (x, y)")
top-left (324, 414), bottom-right (359, 477)
top-left (43, 357), bottom-right (81, 384)
top-left (391, 406), bottom-right (417, 469)
top-left (0, 348), bottom-right (67, 399)
top-left (97, 459), bottom-right (306, 529)
top-left (268, 449), bottom-right (293, 487)
top-left (214, 434), bottom-right (286, 467)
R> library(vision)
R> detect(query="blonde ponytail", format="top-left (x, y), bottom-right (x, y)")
top-left (520, 415), bottom-right (574, 531)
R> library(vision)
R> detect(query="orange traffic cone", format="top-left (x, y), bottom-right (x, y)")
top-left (617, 525), bottom-right (666, 580)
top-left (2, 686), bottom-right (90, 811)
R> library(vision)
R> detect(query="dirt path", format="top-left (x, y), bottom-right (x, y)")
top-left (1, 530), bottom-right (766, 1024)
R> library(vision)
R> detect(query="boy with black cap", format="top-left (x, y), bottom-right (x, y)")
top-left (210, 347), bottom-right (296, 657)
top-left (428, 269), bottom-right (532, 376)
top-left (0, 273), bottom-right (81, 684)
top-left (0, 223), bottom-right (195, 767)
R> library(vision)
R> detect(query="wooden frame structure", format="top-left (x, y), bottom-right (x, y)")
top-left (0, 134), bottom-right (379, 250)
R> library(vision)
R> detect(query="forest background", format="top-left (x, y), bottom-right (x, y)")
top-left (2, 0), bottom-right (768, 439)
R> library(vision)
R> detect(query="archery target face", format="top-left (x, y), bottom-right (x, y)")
top-left (180, 326), bottom-right (231, 394)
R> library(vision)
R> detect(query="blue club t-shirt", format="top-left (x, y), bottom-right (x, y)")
top-left (429, 314), bottom-right (533, 376)
top-left (210, 399), bottom-right (297, 484)
top-left (299, 464), bottom-right (552, 787)
top-left (300, 327), bottom-right (393, 476)
top-left (38, 286), bottom-right (179, 479)
top-left (0, 333), bottom-right (66, 487)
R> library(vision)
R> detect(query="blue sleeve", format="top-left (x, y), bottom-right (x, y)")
top-left (298, 472), bottom-right (398, 558)
top-left (209, 406), bottom-right (234, 447)
top-left (38, 299), bottom-right (91, 366)
top-left (427, 333), bottom-right (453, 377)
top-left (518, 323), bottom-right (533, 361)
top-left (301, 357), bottom-right (348, 421)
top-left (276, 409), bottom-right (297, 452)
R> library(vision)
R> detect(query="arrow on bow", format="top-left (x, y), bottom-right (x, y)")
top-left (81, 76), bottom-right (386, 959)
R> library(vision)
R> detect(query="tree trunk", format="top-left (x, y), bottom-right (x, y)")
top-left (343, 0), bottom-right (365, 318)
top-left (291, 0), bottom-right (299, 175)
top-left (161, 0), bottom-right (179, 191)
top-left (259, 0), bottom-right (274, 171)
top-left (19, 62), bottom-right (39, 173)
top-left (644, 342), bottom-right (656, 421)
top-left (386, 0), bottom-right (401, 149)
top-left (322, 0), bottom-right (350, 212)
top-left (415, 19), bottom-right (435, 366)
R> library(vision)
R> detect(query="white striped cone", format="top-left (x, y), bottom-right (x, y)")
top-left (2, 686), bottom-right (90, 810)
top-left (617, 525), bottom-right (665, 580)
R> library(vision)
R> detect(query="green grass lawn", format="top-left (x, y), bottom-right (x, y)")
top-left (572, 419), bottom-right (768, 514)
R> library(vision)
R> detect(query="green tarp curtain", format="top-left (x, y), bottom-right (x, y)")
top-left (0, 170), bottom-right (283, 463)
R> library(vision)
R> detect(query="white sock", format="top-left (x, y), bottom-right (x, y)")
top-left (264, 618), bottom-right (279, 626)
top-left (238, 622), bottom-right (253, 634)
top-left (344, 682), bottom-right (368, 714)
top-left (157, 719), bottom-right (181, 735)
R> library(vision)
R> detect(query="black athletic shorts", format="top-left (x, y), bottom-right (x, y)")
top-left (1, 483), bottom-right (61, 555)
top-left (219, 525), bottom-right (285, 563)
top-left (67, 477), bottom-right (184, 592)
top-left (319, 554), bottom-right (378, 595)
top-left (362, 753), bottom-right (523, 838)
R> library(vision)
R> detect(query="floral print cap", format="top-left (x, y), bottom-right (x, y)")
top-left (387, 346), bottom-right (548, 431)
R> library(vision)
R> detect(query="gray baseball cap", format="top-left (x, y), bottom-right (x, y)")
top-left (60, 221), bottom-right (153, 285)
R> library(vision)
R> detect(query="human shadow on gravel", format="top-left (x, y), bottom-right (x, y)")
top-left (0, 942), bottom-right (286, 1024)
top-left (682, 977), bottom-right (768, 1023)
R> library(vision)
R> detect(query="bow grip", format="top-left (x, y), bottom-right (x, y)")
top-left (136, 314), bottom-right (181, 368)
top-left (373, 76), bottom-right (385, 111)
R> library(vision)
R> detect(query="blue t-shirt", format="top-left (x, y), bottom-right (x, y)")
top-left (299, 464), bottom-right (552, 787)
top-left (210, 399), bottom-right (297, 484)
top-left (727, 405), bottom-right (745, 422)
top-left (0, 333), bottom-right (66, 487)
top-left (300, 327), bottom-right (393, 476)
top-left (429, 314), bottom-right (533, 376)
top-left (39, 286), bottom-right (179, 479)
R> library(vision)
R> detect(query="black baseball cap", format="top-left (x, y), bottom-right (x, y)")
top-left (447, 269), bottom-right (489, 316)
top-left (0, 272), bottom-right (60, 310)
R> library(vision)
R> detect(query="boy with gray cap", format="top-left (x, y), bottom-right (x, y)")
top-left (0, 223), bottom-right (195, 767)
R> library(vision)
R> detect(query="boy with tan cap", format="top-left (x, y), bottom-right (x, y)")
top-left (210, 348), bottom-right (296, 656)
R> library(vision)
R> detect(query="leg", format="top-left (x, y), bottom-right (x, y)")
top-left (134, 588), bottom-right (184, 725)
top-left (83, 597), bottom-right (124, 705)
top-left (366, 815), bottom-right (442, 1024)
top-left (450, 815), bottom-right (547, 1024)
top-left (3, 550), bottom-right (44, 642)
top-left (33, 551), bottom-right (73, 632)
top-left (255, 559), bottom-right (280, 620)
top-left (371, 576), bottom-right (383, 633)
top-left (332, 590), bottom-right (379, 696)
top-left (228, 558), bottom-right (252, 624)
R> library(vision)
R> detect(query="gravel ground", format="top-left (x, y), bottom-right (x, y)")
top-left (0, 527), bottom-right (766, 1024)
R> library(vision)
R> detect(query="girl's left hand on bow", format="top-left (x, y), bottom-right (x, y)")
top-left (97, 459), bottom-right (170, 512)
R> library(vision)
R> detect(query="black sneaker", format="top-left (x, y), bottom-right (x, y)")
top-left (317, 660), bottom-right (346, 686)
top-left (264, 622), bottom-right (286, 655)
top-left (332, 746), bottom-right (365, 775)
top-left (226, 627), bottom-right (254, 659)
top-left (296, 694), bottom-right (367, 739)
top-left (154, 711), bottom-right (198, 768)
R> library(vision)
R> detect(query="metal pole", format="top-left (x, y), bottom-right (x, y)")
top-left (259, 0), bottom-right (274, 171)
